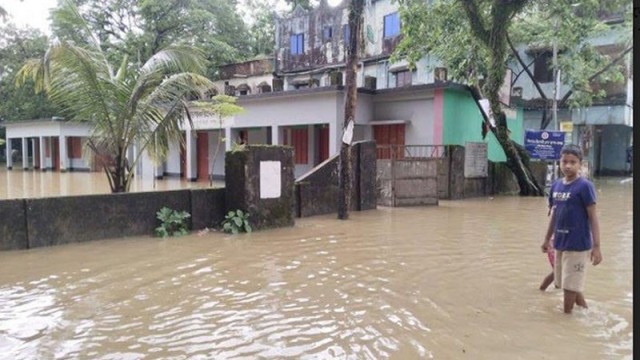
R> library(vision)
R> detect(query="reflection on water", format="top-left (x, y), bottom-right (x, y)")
top-left (0, 177), bottom-right (633, 359)
top-left (0, 168), bottom-right (220, 199)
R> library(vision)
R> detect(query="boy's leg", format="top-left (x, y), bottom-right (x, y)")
top-left (564, 290), bottom-right (577, 313)
top-left (575, 292), bottom-right (588, 308)
top-left (540, 272), bottom-right (554, 291)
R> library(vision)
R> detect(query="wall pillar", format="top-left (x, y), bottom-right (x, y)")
top-left (59, 135), bottom-right (68, 171)
top-left (185, 128), bottom-right (197, 181)
top-left (39, 136), bottom-right (46, 171)
top-left (5, 138), bottom-right (13, 170)
top-left (271, 125), bottom-right (280, 145)
top-left (31, 139), bottom-right (37, 170)
top-left (21, 138), bottom-right (29, 170)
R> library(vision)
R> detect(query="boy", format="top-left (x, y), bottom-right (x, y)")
top-left (541, 144), bottom-right (602, 314)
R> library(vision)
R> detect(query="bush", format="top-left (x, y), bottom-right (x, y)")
top-left (221, 209), bottom-right (252, 234)
top-left (154, 207), bottom-right (191, 237)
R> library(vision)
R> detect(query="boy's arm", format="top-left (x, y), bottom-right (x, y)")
top-left (587, 204), bottom-right (602, 265)
top-left (541, 208), bottom-right (555, 252)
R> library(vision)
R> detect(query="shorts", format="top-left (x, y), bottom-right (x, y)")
top-left (554, 250), bottom-right (589, 292)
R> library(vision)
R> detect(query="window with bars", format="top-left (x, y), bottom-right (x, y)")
top-left (395, 70), bottom-right (412, 87)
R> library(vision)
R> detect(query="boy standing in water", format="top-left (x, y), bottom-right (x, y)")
top-left (541, 144), bottom-right (602, 313)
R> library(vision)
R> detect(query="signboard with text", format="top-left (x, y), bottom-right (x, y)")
top-left (524, 130), bottom-right (565, 160)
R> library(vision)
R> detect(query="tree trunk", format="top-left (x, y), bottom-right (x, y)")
top-left (338, 0), bottom-right (364, 219)
top-left (468, 87), bottom-right (544, 196)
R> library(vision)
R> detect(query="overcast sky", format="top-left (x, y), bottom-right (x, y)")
top-left (2, 0), bottom-right (343, 35)
top-left (2, 0), bottom-right (58, 34)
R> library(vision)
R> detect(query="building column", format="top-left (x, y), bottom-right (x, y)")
top-left (39, 136), bottom-right (46, 171)
top-left (31, 139), bottom-right (37, 170)
top-left (330, 122), bottom-right (338, 156)
top-left (5, 138), bottom-right (12, 170)
top-left (59, 135), bottom-right (68, 171)
top-left (225, 127), bottom-right (233, 151)
top-left (185, 128), bottom-right (197, 181)
top-left (271, 125), bottom-right (280, 145)
top-left (21, 138), bottom-right (29, 170)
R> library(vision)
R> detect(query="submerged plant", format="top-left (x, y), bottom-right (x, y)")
top-left (155, 207), bottom-right (191, 237)
top-left (221, 209), bottom-right (252, 234)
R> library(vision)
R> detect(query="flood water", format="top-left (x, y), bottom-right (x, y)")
top-left (0, 168), bottom-right (221, 199)
top-left (0, 172), bottom-right (633, 359)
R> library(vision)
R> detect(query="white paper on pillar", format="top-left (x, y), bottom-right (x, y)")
top-left (260, 161), bottom-right (281, 199)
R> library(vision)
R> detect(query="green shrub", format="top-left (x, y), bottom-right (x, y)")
top-left (154, 207), bottom-right (191, 237)
top-left (221, 209), bottom-right (252, 234)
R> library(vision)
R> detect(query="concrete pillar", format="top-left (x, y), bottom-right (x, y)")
top-left (308, 125), bottom-right (315, 165)
top-left (185, 128), bottom-right (197, 181)
top-left (31, 139), bottom-right (37, 170)
top-left (21, 138), bottom-right (29, 170)
top-left (5, 138), bottom-right (12, 170)
top-left (39, 136), bottom-right (46, 171)
top-left (271, 125), bottom-right (280, 145)
top-left (330, 122), bottom-right (338, 155)
top-left (225, 127), bottom-right (232, 151)
top-left (59, 135), bottom-right (68, 171)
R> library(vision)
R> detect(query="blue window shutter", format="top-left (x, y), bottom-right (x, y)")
top-left (297, 34), bottom-right (304, 54)
top-left (290, 35), bottom-right (297, 54)
top-left (384, 13), bottom-right (400, 38)
top-left (343, 24), bottom-right (350, 40)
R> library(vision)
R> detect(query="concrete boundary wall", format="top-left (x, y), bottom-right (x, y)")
top-left (0, 188), bottom-right (225, 251)
top-left (295, 141), bottom-right (377, 217)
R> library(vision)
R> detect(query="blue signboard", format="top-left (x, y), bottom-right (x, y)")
top-left (524, 130), bottom-right (565, 160)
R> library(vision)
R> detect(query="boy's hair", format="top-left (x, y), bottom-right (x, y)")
top-left (560, 144), bottom-right (583, 161)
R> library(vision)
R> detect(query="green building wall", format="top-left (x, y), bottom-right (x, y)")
top-left (442, 88), bottom-right (523, 162)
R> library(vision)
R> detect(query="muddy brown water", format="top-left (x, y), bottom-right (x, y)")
top-left (0, 170), bottom-right (633, 359)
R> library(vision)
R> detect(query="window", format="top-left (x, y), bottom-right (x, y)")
top-left (384, 12), bottom-right (400, 38)
top-left (323, 26), bottom-right (332, 40)
top-left (395, 70), bottom-right (412, 87)
top-left (290, 33), bottom-right (304, 55)
top-left (533, 51), bottom-right (553, 83)
top-left (343, 24), bottom-right (350, 41)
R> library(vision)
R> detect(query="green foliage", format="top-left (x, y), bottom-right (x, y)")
top-left (395, 0), bottom-right (632, 111)
top-left (0, 23), bottom-right (59, 122)
top-left (50, 0), bottom-right (253, 79)
top-left (155, 207), bottom-right (191, 237)
top-left (222, 209), bottom-right (252, 234)
top-left (17, 1), bottom-right (222, 193)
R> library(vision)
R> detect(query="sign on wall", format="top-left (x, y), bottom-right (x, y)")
top-left (464, 142), bottom-right (488, 178)
top-left (524, 130), bottom-right (565, 160)
top-left (260, 161), bottom-right (281, 199)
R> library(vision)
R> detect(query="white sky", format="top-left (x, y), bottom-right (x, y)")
top-left (2, 0), bottom-right (58, 34)
top-left (2, 0), bottom-right (341, 35)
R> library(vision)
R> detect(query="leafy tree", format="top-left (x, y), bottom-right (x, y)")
top-left (0, 23), bottom-right (59, 122)
top-left (50, 0), bottom-right (253, 79)
top-left (241, 0), bottom-right (276, 56)
top-left (17, 1), bottom-right (222, 193)
top-left (395, 0), bottom-right (631, 195)
top-left (507, 0), bottom-right (632, 128)
top-left (394, 0), bottom-right (536, 195)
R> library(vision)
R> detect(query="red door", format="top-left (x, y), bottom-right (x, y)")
top-left (374, 124), bottom-right (405, 159)
top-left (52, 138), bottom-right (60, 170)
top-left (196, 132), bottom-right (209, 181)
top-left (317, 125), bottom-right (329, 164)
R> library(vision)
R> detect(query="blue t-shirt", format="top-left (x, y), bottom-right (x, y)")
top-left (548, 177), bottom-right (597, 251)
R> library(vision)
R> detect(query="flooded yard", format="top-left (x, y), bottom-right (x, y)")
top-left (0, 171), bottom-right (633, 359)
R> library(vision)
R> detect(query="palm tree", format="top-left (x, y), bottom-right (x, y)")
top-left (16, 1), bottom-right (221, 193)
